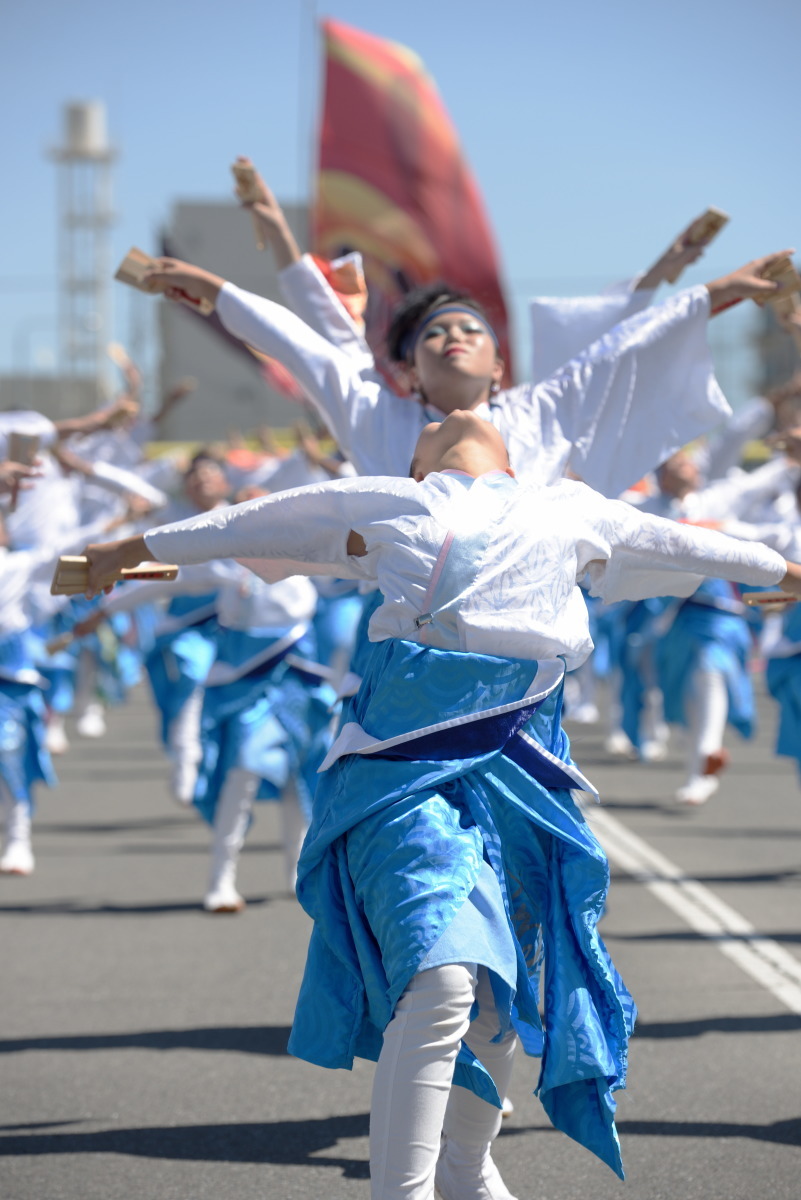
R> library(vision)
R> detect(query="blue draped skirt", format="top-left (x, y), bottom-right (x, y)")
top-left (657, 586), bottom-right (754, 738)
top-left (289, 637), bottom-right (634, 1179)
top-left (0, 634), bottom-right (56, 810)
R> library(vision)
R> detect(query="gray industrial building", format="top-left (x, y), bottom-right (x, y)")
top-left (157, 200), bottom-right (309, 442)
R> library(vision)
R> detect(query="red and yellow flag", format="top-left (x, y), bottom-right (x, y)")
top-left (315, 19), bottom-right (512, 383)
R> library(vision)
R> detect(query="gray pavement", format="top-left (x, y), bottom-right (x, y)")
top-left (1, 678), bottom-right (800, 1199)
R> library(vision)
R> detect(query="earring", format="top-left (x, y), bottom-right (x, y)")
top-left (490, 381), bottom-right (501, 395)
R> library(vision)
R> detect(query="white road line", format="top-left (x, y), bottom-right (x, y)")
top-left (585, 804), bottom-right (801, 1016)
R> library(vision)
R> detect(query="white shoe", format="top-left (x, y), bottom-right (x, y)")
top-left (45, 716), bottom-right (69, 755)
top-left (0, 840), bottom-right (34, 875)
top-left (435, 1137), bottom-right (518, 1200)
top-left (569, 702), bottom-right (600, 725)
top-left (604, 730), bottom-right (636, 759)
top-left (204, 860), bottom-right (246, 913)
top-left (203, 877), bottom-right (246, 913)
top-left (76, 703), bottom-right (106, 739)
top-left (501, 1095), bottom-right (514, 1118)
top-left (675, 776), bottom-right (720, 806)
top-left (640, 737), bottom-right (668, 762)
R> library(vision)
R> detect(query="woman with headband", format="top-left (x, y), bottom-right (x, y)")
top-left (137, 248), bottom-right (793, 502)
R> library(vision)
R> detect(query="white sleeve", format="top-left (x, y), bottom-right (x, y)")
top-left (279, 254), bottom-right (374, 367)
top-left (91, 460), bottom-right (169, 508)
top-left (581, 495), bottom-right (787, 603)
top-left (525, 285), bottom-right (730, 497)
top-left (699, 396), bottom-right (774, 483)
top-left (721, 518), bottom-right (801, 562)
top-left (143, 477), bottom-right (395, 583)
top-left (697, 456), bottom-right (800, 523)
top-left (529, 284), bottom-right (654, 385)
top-left (215, 284), bottom-right (421, 476)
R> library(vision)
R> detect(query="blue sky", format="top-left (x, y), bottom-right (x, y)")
top-left (2, 0), bottom-right (800, 405)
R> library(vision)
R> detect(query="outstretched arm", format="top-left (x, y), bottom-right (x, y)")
top-left (636, 222), bottom-right (710, 291)
top-left (138, 259), bottom-right (414, 475)
top-left (705, 250), bottom-right (796, 315)
top-left (582, 492), bottom-right (797, 603)
top-left (80, 476), bottom-right (392, 596)
top-left (54, 395), bottom-right (140, 441)
top-left (232, 156), bottom-right (302, 270)
top-left (529, 250), bottom-right (797, 497)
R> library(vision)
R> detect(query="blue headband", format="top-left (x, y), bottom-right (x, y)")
top-left (401, 304), bottom-right (499, 362)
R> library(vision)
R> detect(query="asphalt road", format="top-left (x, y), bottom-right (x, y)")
top-left (1, 678), bottom-right (800, 1200)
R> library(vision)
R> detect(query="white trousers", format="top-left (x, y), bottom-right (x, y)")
top-left (686, 668), bottom-right (728, 779)
top-left (168, 685), bottom-right (204, 766)
top-left (207, 769), bottom-right (310, 895)
top-left (369, 963), bottom-right (517, 1199)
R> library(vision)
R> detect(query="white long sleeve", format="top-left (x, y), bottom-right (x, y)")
top-left (91, 460), bottom-right (168, 509)
top-left (279, 254), bottom-right (375, 370)
top-left (143, 476), bottom-right (401, 583)
top-left (700, 396), bottom-right (774, 483)
top-left (583, 494), bottom-right (787, 603)
top-left (528, 283), bottom-right (654, 384)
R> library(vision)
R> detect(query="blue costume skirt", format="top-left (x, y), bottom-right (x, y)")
top-left (0, 634), bottom-right (56, 810)
top-left (289, 638), bottom-right (634, 1179)
top-left (657, 584), bottom-right (754, 738)
top-left (619, 597), bottom-right (674, 750)
top-left (193, 630), bottom-right (335, 827)
top-left (312, 588), bottom-right (366, 668)
top-left (145, 620), bottom-right (218, 748)
top-left (766, 604), bottom-right (801, 776)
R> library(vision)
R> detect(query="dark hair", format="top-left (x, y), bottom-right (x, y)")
top-left (186, 449), bottom-right (225, 475)
top-left (386, 282), bottom-right (488, 363)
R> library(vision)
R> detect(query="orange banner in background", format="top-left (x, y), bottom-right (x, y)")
top-left (314, 19), bottom-right (513, 385)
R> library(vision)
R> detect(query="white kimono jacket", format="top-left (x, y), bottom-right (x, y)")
top-left (216, 270), bottom-right (730, 498)
top-left (143, 470), bottom-right (786, 673)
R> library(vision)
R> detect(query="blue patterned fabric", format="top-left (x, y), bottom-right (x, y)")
top-left (145, 613), bottom-right (218, 748)
top-left (32, 613), bottom-right (79, 714)
top-left (0, 634), bottom-right (56, 809)
top-left (312, 589), bottom-right (366, 668)
top-left (619, 596), bottom-right (674, 750)
top-left (347, 589), bottom-right (383, 679)
top-left (289, 638), bottom-right (634, 1179)
top-left (656, 580), bottom-right (754, 737)
top-left (193, 628), bottom-right (334, 826)
top-left (766, 605), bottom-right (801, 777)
top-left (583, 593), bottom-right (629, 680)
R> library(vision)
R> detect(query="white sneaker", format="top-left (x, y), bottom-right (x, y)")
top-left (501, 1095), bottom-right (514, 1118)
top-left (203, 876), bottom-right (246, 914)
top-left (569, 702), bottom-right (600, 725)
top-left (675, 776), bottom-right (720, 806)
top-left (640, 737), bottom-right (668, 762)
top-left (0, 840), bottom-right (34, 875)
top-left (46, 716), bottom-right (69, 755)
top-left (435, 1137), bottom-right (518, 1200)
top-left (604, 730), bottom-right (636, 759)
top-left (76, 703), bottom-right (106, 739)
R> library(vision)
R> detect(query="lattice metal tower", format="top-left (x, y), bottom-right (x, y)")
top-left (50, 102), bottom-right (116, 407)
